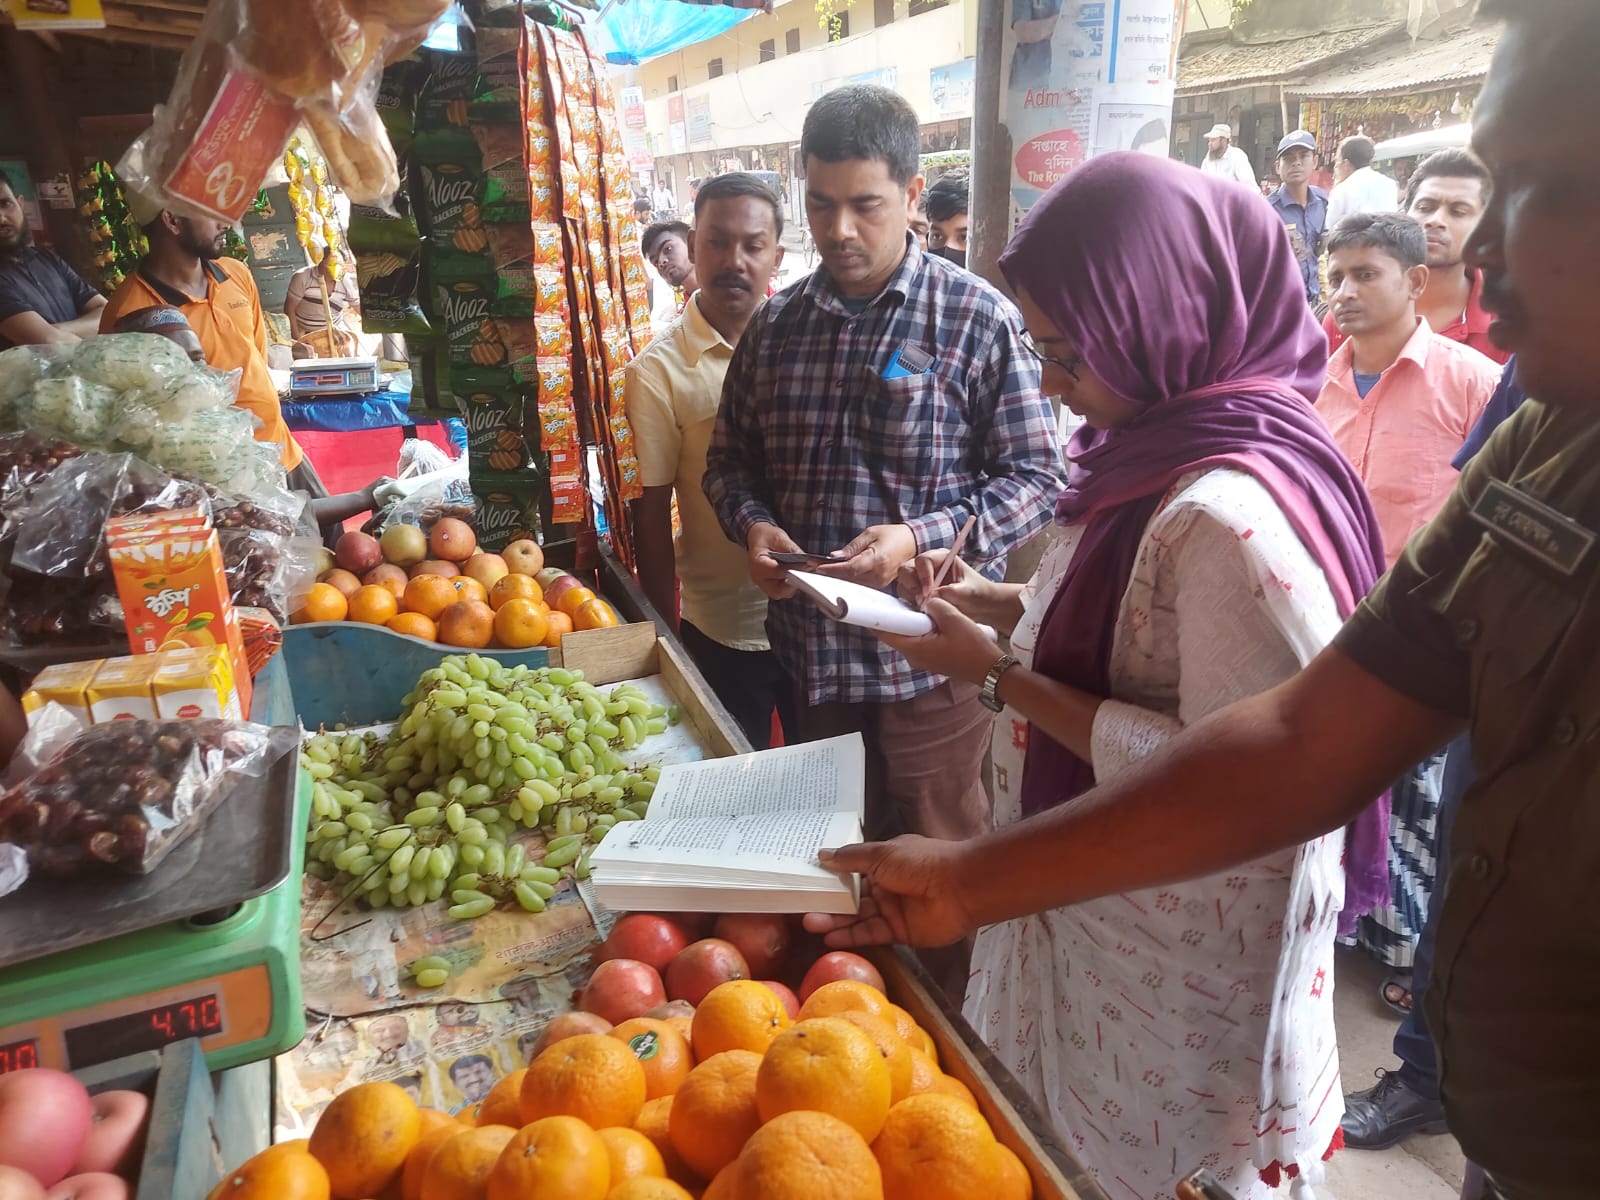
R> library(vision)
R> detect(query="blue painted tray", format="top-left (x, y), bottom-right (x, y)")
top-left (281, 623), bottom-right (553, 728)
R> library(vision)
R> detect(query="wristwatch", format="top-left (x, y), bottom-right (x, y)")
top-left (979, 653), bottom-right (1019, 712)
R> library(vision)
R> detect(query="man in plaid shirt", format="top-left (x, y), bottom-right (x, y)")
top-left (704, 85), bottom-right (1064, 863)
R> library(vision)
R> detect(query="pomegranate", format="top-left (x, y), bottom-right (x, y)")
top-left (600, 914), bottom-right (693, 973)
top-left (664, 939), bottom-right (750, 1006)
top-left (642, 999), bottom-right (697, 1022)
top-left (579, 959), bottom-right (667, 1025)
top-left (531, 1011), bottom-right (613, 1060)
top-left (713, 913), bottom-right (791, 978)
top-left (799, 951), bottom-right (885, 1002)
top-left (334, 530), bottom-right (383, 574)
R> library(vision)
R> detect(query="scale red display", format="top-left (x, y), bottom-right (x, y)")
top-left (0, 1038), bottom-right (41, 1074)
top-left (63, 994), bottom-right (223, 1066)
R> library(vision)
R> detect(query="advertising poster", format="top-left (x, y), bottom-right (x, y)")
top-left (1004, 0), bottom-right (1184, 223)
top-left (10, 0), bottom-right (104, 31)
top-left (686, 95), bottom-right (713, 150)
top-left (930, 58), bottom-right (977, 121)
top-left (667, 93), bottom-right (688, 155)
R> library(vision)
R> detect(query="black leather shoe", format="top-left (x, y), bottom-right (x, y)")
top-left (1341, 1069), bottom-right (1449, 1150)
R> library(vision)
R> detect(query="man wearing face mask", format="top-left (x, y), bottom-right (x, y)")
top-left (921, 172), bottom-right (969, 269)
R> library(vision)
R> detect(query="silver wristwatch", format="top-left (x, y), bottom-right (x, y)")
top-left (979, 653), bottom-right (1019, 712)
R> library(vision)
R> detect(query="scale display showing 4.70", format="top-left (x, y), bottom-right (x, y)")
top-left (61, 993), bottom-right (224, 1066)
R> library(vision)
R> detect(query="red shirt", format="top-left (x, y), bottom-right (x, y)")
top-left (1323, 269), bottom-right (1507, 365)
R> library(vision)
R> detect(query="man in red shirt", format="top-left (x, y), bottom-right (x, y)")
top-left (1324, 148), bottom-right (1506, 364)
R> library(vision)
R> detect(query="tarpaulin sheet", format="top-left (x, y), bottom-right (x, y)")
top-left (281, 389), bottom-right (423, 434)
top-left (595, 0), bottom-right (757, 65)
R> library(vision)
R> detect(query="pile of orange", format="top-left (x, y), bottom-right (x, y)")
top-left (214, 978), bottom-right (1034, 1200)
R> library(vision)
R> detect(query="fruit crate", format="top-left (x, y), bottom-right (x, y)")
top-left (71, 1038), bottom-right (271, 1200)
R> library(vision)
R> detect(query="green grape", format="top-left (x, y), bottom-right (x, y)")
top-left (449, 898), bottom-right (496, 920)
top-left (514, 884), bottom-right (547, 913)
top-left (414, 967), bottom-right (449, 988)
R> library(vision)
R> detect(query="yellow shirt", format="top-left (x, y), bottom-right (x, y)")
top-left (101, 258), bottom-right (303, 470)
top-left (625, 295), bottom-right (768, 650)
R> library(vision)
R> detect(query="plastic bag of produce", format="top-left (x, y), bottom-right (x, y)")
top-left (17, 376), bottom-right (120, 445)
top-left (0, 718), bottom-right (297, 876)
top-left (0, 431), bottom-right (82, 508)
top-left (149, 365), bottom-right (240, 422)
top-left (72, 332), bottom-right (193, 392)
top-left (146, 404), bottom-right (260, 485)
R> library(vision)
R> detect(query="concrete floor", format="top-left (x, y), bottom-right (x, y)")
top-left (1275, 947), bottom-right (1463, 1199)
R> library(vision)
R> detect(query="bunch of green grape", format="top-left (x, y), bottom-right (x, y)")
top-left (300, 653), bottom-right (673, 920)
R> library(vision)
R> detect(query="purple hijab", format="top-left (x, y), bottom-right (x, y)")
top-left (999, 153), bottom-right (1390, 930)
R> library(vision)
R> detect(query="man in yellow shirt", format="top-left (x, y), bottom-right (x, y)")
top-left (627, 173), bottom-right (788, 747)
top-left (101, 195), bottom-right (311, 485)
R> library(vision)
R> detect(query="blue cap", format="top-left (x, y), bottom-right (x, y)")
top-left (1277, 130), bottom-right (1317, 157)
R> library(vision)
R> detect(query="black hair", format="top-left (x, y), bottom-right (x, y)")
top-left (0, 168), bottom-right (13, 197)
top-left (1402, 147), bottom-right (1492, 211)
top-left (922, 172), bottom-right (969, 222)
top-left (448, 1054), bottom-right (493, 1079)
top-left (694, 172), bottom-right (784, 238)
top-left (632, 196), bottom-right (652, 213)
top-left (1130, 118), bottom-right (1168, 153)
top-left (641, 220), bottom-right (690, 259)
top-left (801, 84), bottom-right (920, 186)
top-left (1338, 135), bottom-right (1377, 169)
top-left (1327, 211), bottom-right (1427, 271)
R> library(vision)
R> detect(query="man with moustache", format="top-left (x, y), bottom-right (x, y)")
top-left (627, 173), bottom-right (792, 749)
top-left (0, 170), bottom-right (106, 348)
top-left (1267, 130), bottom-right (1329, 306)
top-left (811, 3), bottom-right (1600, 1193)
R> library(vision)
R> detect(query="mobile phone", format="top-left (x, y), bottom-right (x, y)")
top-left (1176, 1168), bottom-right (1236, 1200)
top-left (769, 551), bottom-right (846, 566)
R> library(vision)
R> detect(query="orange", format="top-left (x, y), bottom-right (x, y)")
top-left (609, 1018), bottom-right (693, 1099)
top-left (388, 611), bottom-right (439, 641)
top-left (473, 1069), bottom-right (527, 1128)
top-left (691, 980), bottom-right (791, 1060)
top-left (871, 1094), bottom-right (998, 1200)
top-left (929, 1072), bottom-right (978, 1109)
top-left (294, 581), bottom-right (348, 624)
top-left (632, 1096), bottom-right (697, 1189)
top-left (348, 584), bottom-right (401, 625)
top-left (401, 1112), bottom-right (470, 1200)
top-left (837, 1011), bottom-right (914, 1104)
top-left (992, 1143), bottom-right (1034, 1200)
top-left (604, 1180), bottom-right (693, 1200)
top-left (420, 1124), bottom-right (517, 1200)
top-left (664, 1016), bottom-right (693, 1047)
top-left (452, 575), bottom-right (489, 605)
top-left (555, 585), bottom-right (597, 619)
top-left (307, 1080), bottom-right (421, 1198)
top-left (404, 574), bottom-right (459, 620)
top-left (886, 1005), bottom-right (924, 1049)
top-left (521, 1033), bottom-right (648, 1129)
top-left (700, 1164), bottom-right (737, 1200)
top-left (544, 610), bottom-right (574, 647)
top-left (573, 597), bottom-right (620, 631)
top-left (204, 1140), bottom-right (330, 1200)
top-left (486, 1116), bottom-right (610, 1200)
top-left (666, 1049), bottom-right (762, 1180)
top-left (798, 980), bottom-right (892, 1024)
top-left (489, 573), bottom-right (543, 610)
top-left (756, 1017), bottom-right (892, 1142)
top-left (904, 1048), bottom-right (942, 1097)
top-left (493, 598), bottom-right (550, 649)
top-left (595, 1126), bottom-right (665, 1183)
top-left (438, 600), bottom-right (496, 649)
top-left (735, 1110), bottom-right (882, 1200)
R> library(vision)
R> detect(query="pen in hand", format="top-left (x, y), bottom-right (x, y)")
top-left (922, 515), bottom-right (976, 611)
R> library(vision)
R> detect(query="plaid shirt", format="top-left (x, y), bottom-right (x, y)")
top-left (704, 236), bottom-right (1064, 705)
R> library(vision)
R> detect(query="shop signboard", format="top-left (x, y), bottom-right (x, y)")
top-left (930, 58), bottom-right (976, 121)
top-left (667, 94), bottom-right (688, 155)
top-left (619, 85), bottom-right (648, 129)
top-left (10, 0), bottom-right (104, 31)
top-left (686, 95), bottom-right (713, 150)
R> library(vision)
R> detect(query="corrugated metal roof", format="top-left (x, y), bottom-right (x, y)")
top-left (1176, 24), bottom-right (1403, 95)
top-left (1296, 20), bottom-right (1503, 98)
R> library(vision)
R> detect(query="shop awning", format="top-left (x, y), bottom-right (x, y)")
top-left (1176, 24), bottom-right (1403, 96)
top-left (1294, 20), bottom-right (1502, 99)
top-left (595, 0), bottom-right (759, 66)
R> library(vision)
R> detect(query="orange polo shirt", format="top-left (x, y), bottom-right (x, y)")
top-left (100, 258), bottom-right (302, 469)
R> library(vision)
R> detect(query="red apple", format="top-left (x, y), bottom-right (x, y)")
top-left (320, 567), bottom-right (362, 600)
top-left (531, 1011), bottom-right (613, 1059)
top-left (541, 575), bottom-right (585, 612)
top-left (429, 517), bottom-right (477, 562)
top-left (362, 563), bottom-right (408, 598)
top-left (0, 1068), bottom-right (94, 1186)
top-left (757, 980), bottom-right (800, 1020)
top-left (713, 913), bottom-right (791, 978)
top-left (379, 523), bottom-right (428, 568)
top-left (334, 530), bottom-right (383, 574)
top-left (664, 939), bottom-right (750, 1007)
top-left (798, 951), bottom-right (885, 1002)
top-left (43, 1174), bottom-right (129, 1200)
top-left (534, 567), bottom-right (568, 590)
top-left (600, 914), bottom-right (693, 974)
top-left (503, 538), bottom-right (545, 577)
top-left (462, 553), bottom-right (509, 590)
top-left (69, 1090), bottom-right (148, 1178)
top-left (408, 558), bottom-right (460, 579)
top-left (579, 958), bottom-right (667, 1025)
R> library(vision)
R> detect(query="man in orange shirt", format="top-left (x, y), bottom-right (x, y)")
top-left (100, 195), bottom-right (315, 489)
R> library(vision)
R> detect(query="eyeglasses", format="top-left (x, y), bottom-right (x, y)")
top-left (1020, 330), bottom-right (1082, 381)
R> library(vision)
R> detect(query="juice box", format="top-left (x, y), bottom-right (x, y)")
top-left (105, 508), bottom-right (212, 542)
top-left (152, 645), bottom-right (242, 720)
top-left (106, 526), bottom-right (253, 714)
top-left (86, 655), bottom-right (161, 723)
top-left (20, 660), bottom-right (100, 731)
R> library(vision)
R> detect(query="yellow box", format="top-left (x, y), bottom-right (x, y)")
top-left (151, 644), bottom-right (242, 721)
top-left (20, 660), bottom-right (101, 731)
top-left (85, 654), bottom-right (162, 724)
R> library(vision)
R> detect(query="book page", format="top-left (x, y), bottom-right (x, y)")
top-left (592, 810), bottom-right (862, 878)
top-left (647, 734), bottom-right (864, 821)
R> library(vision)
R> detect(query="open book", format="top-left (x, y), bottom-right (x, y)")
top-left (589, 734), bottom-right (864, 914)
top-left (786, 570), bottom-right (996, 639)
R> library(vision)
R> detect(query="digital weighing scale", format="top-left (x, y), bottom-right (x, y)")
top-left (288, 355), bottom-right (381, 396)
top-left (0, 737), bottom-right (310, 1075)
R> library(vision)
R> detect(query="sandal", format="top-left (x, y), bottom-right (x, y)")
top-left (1380, 974), bottom-right (1413, 1016)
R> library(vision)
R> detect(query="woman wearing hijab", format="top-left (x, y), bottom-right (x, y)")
top-left (858, 154), bottom-right (1390, 1196)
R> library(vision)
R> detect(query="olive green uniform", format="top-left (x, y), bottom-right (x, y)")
top-left (1336, 398), bottom-right (1600, 1200)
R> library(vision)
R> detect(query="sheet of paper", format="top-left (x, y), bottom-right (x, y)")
top-left (786, 571), bottom-right (935, 636)
top-left (647, 733), bottom-right (865, 821)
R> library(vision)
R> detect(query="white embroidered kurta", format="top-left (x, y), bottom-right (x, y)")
top-left (966, 468), bottom-right (1347, 1200)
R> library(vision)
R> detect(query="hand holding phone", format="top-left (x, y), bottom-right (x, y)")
top-left (769, 551), bottom-right (847, 566)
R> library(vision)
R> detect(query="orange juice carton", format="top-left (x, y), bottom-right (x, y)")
top-left (85, 654), bottom-right (161, 723)
top-left (106, 507), bottom-right (212, 543)
top-left (152, 645), bottom-right (242, 720)
top-left (21, 659), bottom-right (101, 731)
top-left (106, 526), bottom-right (252, 713)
